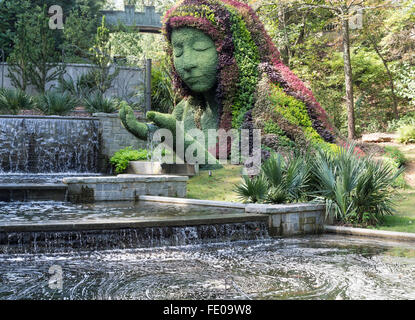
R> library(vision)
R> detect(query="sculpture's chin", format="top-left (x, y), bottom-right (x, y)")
top-left (186, 82), bottom-right (215, 94)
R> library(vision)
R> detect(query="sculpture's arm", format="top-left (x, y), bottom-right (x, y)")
top-left (119, 101), bottom-right (148, 140)
top-left (119, 100), bottom-right (184, 141)
top-left (146, 111), bottom-right (177, 136)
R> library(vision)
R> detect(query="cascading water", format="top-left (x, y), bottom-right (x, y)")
top-left (0, 222), bottom-right (269, 254)
top-left (0, 116), bottom-right (99, 174)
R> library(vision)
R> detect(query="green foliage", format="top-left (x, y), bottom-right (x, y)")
top-left (57, 74), bottom-right (94, 99)
top-left (235, 144), bottom-right (402, 225)
top-left (263, 120), bottom-right (295, 147)
top-left (109, 30), bottom-right (142, 66)
top-left (151, 57), bottom-right (181, 114)
top-left (312, 144), bottom-right (403, 226)
top-left (89, 16), bottom-right (119, 94)
top-left (269, 84), bottom-right (326, 147)
top-left (387, 112), bottom-right (415, 132)
top-left (234, 174), bottom-right (268, 204)
top-left (394, 63), bottom-right (415, 106)
top-left (5, 3), bottom-right (32, 91)
top-left (234, 152), bottom-right (310, 204)
top-left (0, 88), bottom-right (34, 114)
top-left (35, 91), bottom-right (79, 116)
top-left (227, 6), bottom-right (260, 128)
top-left (83, 92), bottom-right (118, 113)
top-left (62, 5), bottom-right (101, 60)
top-left (397, 125), bottom-right (415, 144)
top-left (384, 146), bottom-right (407, 168)
top-left (109, 146), bottom-right (149, 174)
top-left (20, 5), bottom-right (64, 93)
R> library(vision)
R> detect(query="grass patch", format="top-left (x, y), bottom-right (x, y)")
top-left (373, 189), bottom-right (415, 233)
top-left (186, 165), bottom-right (243, 202)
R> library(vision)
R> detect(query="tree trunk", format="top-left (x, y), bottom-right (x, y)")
top-left (369, 36), bottom-right (399, 119)
top-left (342, 17), bottom-right (355, 140)
top-left (278, 5), bottom-right (290, 66)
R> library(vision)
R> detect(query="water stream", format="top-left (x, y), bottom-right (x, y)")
top-left (1, 235), bottom-right (414, 300)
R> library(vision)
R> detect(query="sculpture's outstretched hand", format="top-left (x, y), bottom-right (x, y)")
top-left (119, 102), bottom-right (149, 141)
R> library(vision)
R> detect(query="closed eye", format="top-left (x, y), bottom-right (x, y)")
top-left (173, 48), bottom-right (183, 57)
top-left (193, 42), bottom-right (212, 51)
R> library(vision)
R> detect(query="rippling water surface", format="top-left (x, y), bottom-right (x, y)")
top-left (1, 234), bottom-right (415, 300)
top-left (0, 201), bottom-right (242, 223)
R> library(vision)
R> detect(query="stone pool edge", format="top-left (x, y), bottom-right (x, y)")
top-left (139, 196), bottom-right (326, 236)
top-left (324, 225), bottom-right (415, 242)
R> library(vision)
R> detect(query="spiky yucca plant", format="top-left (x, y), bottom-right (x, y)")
top-left (83, 92), bottom-right (117, 114)
top-left (35, 91), bottom-right (79, 115)
top-left (234, 152), bottom-right (311, 204)
top-left (312, 144), bottom-right (403, 225)
top-left (234, 174), bottom-right (268, 203)
top-left (0, 88), bottom-right (34, 114)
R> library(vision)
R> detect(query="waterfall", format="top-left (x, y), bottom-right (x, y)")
top-left (0, 222), bottom-right (269, 254)
top-left (0, 116), bottom-right (99, 173)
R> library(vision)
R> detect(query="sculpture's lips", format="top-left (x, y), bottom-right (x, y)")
top-left (184, 76), bottom-right (203, 83)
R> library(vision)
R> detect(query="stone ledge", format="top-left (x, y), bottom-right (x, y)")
top-left (63, 174), bottom-right (188, 184)
top-left (0, 183), bottom-right (67, 189)
top-left (139, 195), bottom-right (246, 209)
top-left (324, 225), bottom-right (415, 242)
top-left (0, 213), bottom-right (267, 232)
top-left (246, 203), bottom-right (325, 214)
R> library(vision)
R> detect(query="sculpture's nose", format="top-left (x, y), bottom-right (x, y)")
top-left (182, 50), bottom-right (197, 72)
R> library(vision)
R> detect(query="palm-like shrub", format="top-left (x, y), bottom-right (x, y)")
top-left (234, 152), bottom-right (311, 204)
top-left (35, 91), bottom-right (79, 115)
top-left (312, 144), bottom-right (403, 225)
top-left (57, 74), bottom-right (94, 100)
top-left (83, 92), bottom-right (118, 113)
top-left (0, 88), bottom-right (35, 114)
top-left (234, 174), bottom-right (268, 203)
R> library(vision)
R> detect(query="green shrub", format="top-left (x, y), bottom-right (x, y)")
top-left (0, 88), bottom-right (35, 114)
top-left (387, 113), bottom-right (415, 132)
top-left (236, 144), bottom-right (402, 226)
top-left (151, 57), bottom-right (181, 114)
top-left (83, 92), bottom-right (118, 113)
top-left (312, 144), bottom-right (402, 226)
top-left (384, 146), bottom-right (407, 168)
top-left (110, 147), bottom-right (149, 174)
top-left (234, 152), bottom-right (311, 204)
top-left (57, 75), bottom-right (94, 99)
top-left (397, 125), bottom-right (415, 144)
top-left (35, 91), bottom-right (79, 116)
top-left (234, 174), bottom-right (268, 203)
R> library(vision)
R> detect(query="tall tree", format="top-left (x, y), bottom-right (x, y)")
top-left (26, 5), bottom-right (65, 93)
top-left (6, 10), bottom-right (32, 91)
top-left (89, 16), bottom-right (119, 94)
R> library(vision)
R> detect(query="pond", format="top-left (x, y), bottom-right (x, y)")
top-left (1, 234), bottom-right (414, 300)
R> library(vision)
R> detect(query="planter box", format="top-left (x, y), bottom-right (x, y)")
top-left (127, 161), bottom-right (199, 176)
top-left (127, 161), bottom-right (163, 175)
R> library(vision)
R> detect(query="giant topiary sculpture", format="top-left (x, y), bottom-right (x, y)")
top-left (119, 0), bottom-right (341, 165)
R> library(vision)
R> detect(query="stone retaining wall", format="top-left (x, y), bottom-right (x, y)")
top-left (140, 196), bottom-right (327, 237)
top-left (246, 203), bottom-right (327, 236)
top-left (63, 175), bottom-right (188, 203)
top-left (93, 113), bottom-right (146, 172)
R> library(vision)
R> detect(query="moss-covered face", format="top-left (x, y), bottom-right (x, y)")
top-left (171, 27), bottom-right (218, 93)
